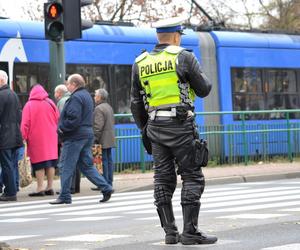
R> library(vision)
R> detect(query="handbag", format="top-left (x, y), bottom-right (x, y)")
top-left (18, 144), bottom-right (33, 188)
top-left (92, 144), bottom-right (103, 174)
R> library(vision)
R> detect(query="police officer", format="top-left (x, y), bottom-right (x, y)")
top-left (130, 17), bottom-right (217, 245)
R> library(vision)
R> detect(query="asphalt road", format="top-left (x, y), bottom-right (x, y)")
top-left (0, 178), bottom-right (300, 250)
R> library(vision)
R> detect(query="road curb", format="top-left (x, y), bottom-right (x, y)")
top-left (244, 171), bottom-right (300, 183)
top-left (116, 172), bottom-right (300, 193)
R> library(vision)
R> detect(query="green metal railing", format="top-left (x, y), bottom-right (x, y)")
top-left (113, 109), bottom-right (300, 172)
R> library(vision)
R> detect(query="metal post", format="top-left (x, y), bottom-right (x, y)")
top-left (48, 0), bottom-right (65, 98)
top-left (241, 113), bottom-right (248, 165)
top-left (286, 112), bottom-right (293, 162)
top-left (49, 40), bottom-right (65, 98)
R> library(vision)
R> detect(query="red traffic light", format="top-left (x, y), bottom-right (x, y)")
top-left (44, 2), bottom-right (64, 41)
top-left (47, 3), bottom-right (63, 19)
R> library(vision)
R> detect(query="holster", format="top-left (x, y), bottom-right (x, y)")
top-left (176, 106), bottom-right (188, 122)
top-left (141, 125), bottom-right (152, 155)
top-left (193, 139), bottom-right (209, 167)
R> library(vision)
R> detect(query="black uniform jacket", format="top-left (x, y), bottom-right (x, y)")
top-left (130, 43), bottom-right (212, 130)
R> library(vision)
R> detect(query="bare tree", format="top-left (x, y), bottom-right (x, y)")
top-left (0, 5), bottom-right (8, 18)
top-left (21, 2), bottom-right (43, 21)
top-left (7, 0), bottom-right (300, 33)
top-left (259, 0), bottom-right (300, 32)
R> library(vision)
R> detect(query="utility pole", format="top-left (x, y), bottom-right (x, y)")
top-left (49, 39), bottom-right (65, 93)
top-left (44, 0), bottom-right (93, 96)
top-left (44, 0), bottom-right (65, 96)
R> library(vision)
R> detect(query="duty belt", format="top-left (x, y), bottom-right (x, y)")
top-left (149, 107), bottom-right (194, 120)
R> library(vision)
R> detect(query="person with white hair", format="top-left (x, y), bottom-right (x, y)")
top-left (0, 70), bottom-right (23, 201)
top-left (54, 84), bottom-right (71, 113)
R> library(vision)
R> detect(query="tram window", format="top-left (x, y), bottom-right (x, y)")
top-left (15, 75), bottom-right (27, 93)
top-left (66, 64), bottom-right (110, 94)
top-left (113, 65), bottom-right (131, 113)
top-left (112, 65), bottom-right (133, 123)
top-left (266, 69), bottom-right (298, 117)
top-left (232, 67), bottom-right (300, 120)
top-left (231, 68), bottom-right (264, 120)
top-left (14, 63), bottom-right (49, 107)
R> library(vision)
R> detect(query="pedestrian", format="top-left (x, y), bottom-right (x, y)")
top-left (50, 74), bottom-right (113, 205)
top-left (91, 88), bottom-right (115, 190)
top-left (0, 148), bottom-right (22, 195)
top-left (130, 17), bottom-right (217, 245)
top-left (21, 84), bottom-right (60, 197)
top-left (54, 84), bottom-right (80, 194)
top-left (54, 84), bottom-right (71, 113)
top-left (0, 70), bottom-right (23, 201)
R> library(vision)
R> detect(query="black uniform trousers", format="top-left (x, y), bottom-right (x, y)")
top-left (147, 117), bottom-right (205, 207)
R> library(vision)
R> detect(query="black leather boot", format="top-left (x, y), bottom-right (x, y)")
top-left (181, 203), bottom-right (217, 245)
top-left (157, 203), bottom-right (180, 244)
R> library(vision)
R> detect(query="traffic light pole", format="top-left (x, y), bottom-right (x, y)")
top-left (46, 0), bottom-right (93, 96)
top-left (49, 39), bottom-right (65, 96)
top-left (48, 0), bottom-right (65, 97)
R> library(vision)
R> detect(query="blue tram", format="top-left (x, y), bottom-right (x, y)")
top-left (1, 19), bottom-right (300, 163)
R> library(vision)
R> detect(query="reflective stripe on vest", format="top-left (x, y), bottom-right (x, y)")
top-left (136, 48), bottom-right (195, 108)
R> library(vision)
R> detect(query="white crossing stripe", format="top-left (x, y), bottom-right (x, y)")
top-left (280, 208), bottom-right (300, 212)
top-left (203, 200), bottom-right (300, 213)
top-left (136, 215), bottom-right (183, 221)
top-left (217, 214), bottom-right (289, 219)
top-left (0, 235), bottom-right (39, 241)
top-left (202, 186), bottom-right (300, 198)
top-left (261, 244), bottom-right (300, 250)
top-left (47, 234), bottom-right (130, 242)
top-left (0, 218), bottom-right (47, 223)
top-left (58, 216), bottom-right (122, 222)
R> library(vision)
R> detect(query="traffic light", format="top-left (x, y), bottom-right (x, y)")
top-left (44, 1), bottom-right (64, 41)
top-left (63, 0), bottom-right (93, 40)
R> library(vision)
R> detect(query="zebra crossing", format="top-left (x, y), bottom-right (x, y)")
top-left (0, 178), bottom-right (300, 249)
top-left (0, 182), bottom-right (299, 221)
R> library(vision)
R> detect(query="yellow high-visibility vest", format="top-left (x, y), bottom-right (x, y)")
top-left (136, 45), bottom-right (195, 108)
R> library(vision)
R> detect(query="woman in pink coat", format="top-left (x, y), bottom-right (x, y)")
top-left (21, 84), bottom-right (59, 196)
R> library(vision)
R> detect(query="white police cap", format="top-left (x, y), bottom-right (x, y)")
top-left (152, 16), bottom-right (186, 34)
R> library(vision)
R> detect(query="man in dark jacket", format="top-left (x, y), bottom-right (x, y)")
top-left (50, 74), bottom-right (113, 205)
top-left (130, 17), bottom-right (217, 245)
top-left (0, 70), bottom-right (23, 201)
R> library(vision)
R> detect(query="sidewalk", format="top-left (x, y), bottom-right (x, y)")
top-left (16, 161), bottom-right (300, 202)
